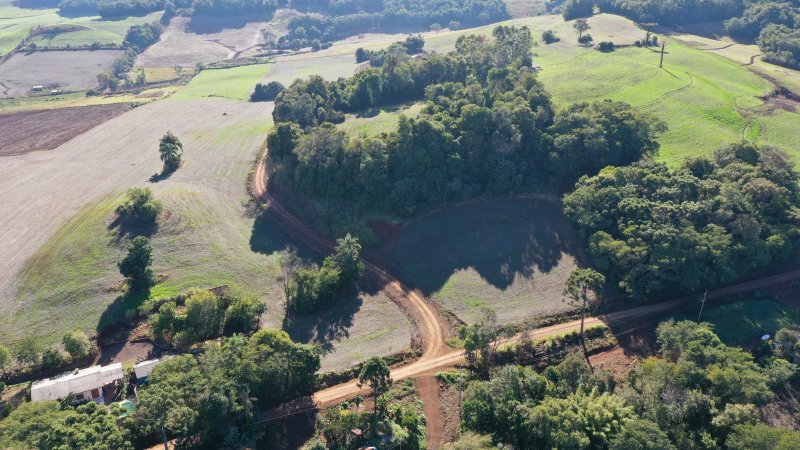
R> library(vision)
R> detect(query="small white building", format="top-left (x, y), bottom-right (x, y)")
top-left (30, 363), bottom-right (124, 404)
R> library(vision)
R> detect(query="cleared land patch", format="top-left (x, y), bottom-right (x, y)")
top-left (134, 11), bottom-right (296, 69)
top-left (0, 103), bottom-right (130, 155)
top-left (0, 49), bottom-right (122, 97)
top-left (383, 198), bottom-right (580, 326)
top-left (669, 298), bottom-right (800, 346)
top-left (336, 102), bottom-right (424, 136)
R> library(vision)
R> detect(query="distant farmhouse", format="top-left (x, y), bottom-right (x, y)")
top-left (31, 363), bottom-right (124, 404)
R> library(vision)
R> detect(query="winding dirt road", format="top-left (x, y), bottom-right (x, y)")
top-left (253, 156), bottom-right (800, 418)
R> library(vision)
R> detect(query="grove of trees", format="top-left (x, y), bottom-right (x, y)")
top-left (461, 320), bottom-right (800, 449)
top-left (268, 26), bottom-right (665, 229)
top-left (277, 0), bottom-right (510, 49)
top-left (564, 142), bottom-right (800, 298)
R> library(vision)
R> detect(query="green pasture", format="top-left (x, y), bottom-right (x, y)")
top-left (670, 298), bottom-right (800, 346)
top-left (337, 102), bottom-right (424, 136)
top-left (424, 13), bottom-right (800, 166)
top-left (0, 0), bottom-right (162, 54)
top-left (384, 197), bottom-right (579, 326)
top-left (173, 64), bottom-right (271, 101)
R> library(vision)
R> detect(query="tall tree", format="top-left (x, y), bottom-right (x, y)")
top-left (119, 236), bottom-right (155, 291)
top-left (358, 357), bottom-right (392, 417)
top-left (573, 18), bottom-right (591, 39)
top-left (563, 268), bottom-right (605, 365)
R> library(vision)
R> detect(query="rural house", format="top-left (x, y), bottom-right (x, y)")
top-left (30, 362), bottom-right (124, 403)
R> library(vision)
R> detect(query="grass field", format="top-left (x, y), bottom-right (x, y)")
top-left (504, 0), bottom-right (549, 18)
top-left (0, 0), bottom-right (162, 55)
top-left (419, 13), bottom-right (799, 166)
top-left (0, 60), bottom-right (413, 370)
top-left (172, 63), bottom-right (271, 101)
top-left (669, 298), bottom-right (800, 345)
top-left (383, 198), bottom-right (580, 325)
top-left (337, 102), bottom-right (424, 136)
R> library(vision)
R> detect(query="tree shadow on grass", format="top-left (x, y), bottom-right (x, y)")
top-left (96, 288), bottom-right (150, 336)
top-left (384, 197), bottom-right (584, 296)
top-left (249, 212), bottom-right (317, 261)
top-left (285, 293), bottom-right (363, 355)
top-left (187, 13), bottom-right (273, 34)
top-left (108, 217), bottom-right (158, 246)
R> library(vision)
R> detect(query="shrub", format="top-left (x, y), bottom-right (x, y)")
top-left (598, 41), bottom-right (615, 52)
top-left (41, 348), bottom-right (64, 370)
top-left (14, 337), bottom-right (42, 366)
top-left (62, 331), bottom-right (91, 359)
top-left (115, 187), bottom-right (162, 227)
top-left (578, 34), bottom-right (593, 44)
top-left (542, 30), bottom-right (560, 44)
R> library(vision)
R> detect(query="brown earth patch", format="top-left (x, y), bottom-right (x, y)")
top-left (0, 103), bottom-right (130, 156)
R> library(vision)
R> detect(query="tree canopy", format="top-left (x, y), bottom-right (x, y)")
top-left (564, 142), bottom-right (800, 298)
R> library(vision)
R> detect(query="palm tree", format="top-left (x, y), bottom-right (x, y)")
top-left (159, 131), bottom-right (183, 173)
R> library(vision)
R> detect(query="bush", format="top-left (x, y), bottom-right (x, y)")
top-left (250, 81), bottom-right (285, 102)
top-left (62, 331), bottom-right (91, 359)
top-left (115, 187), bottom-right (162, 227)
top-left (542, 30), bottom-right (560, 44)
top-left (578, 33), bottom-right (593, 44)
top-left (41, 348), bottom-right (64, 370)
top-left (598, 41), bottom-right (615, 51)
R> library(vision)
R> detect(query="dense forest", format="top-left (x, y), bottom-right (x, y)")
top-left (564, 143), bottom-right (800, 298)
top-left (268, 26), bottom-right (664, 231)
top-left (459, 320), bottom-right (800, 449)
top-left (277, 0), bottom-right (510, 49)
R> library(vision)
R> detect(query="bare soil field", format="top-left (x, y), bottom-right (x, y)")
top-left (0, 103), bottom-right (129, 156)
top-left (136, 10), bottom-right (299, 69)
top-left (0, 49), bottom-right (122, 97)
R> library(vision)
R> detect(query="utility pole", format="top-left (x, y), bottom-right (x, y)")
top-left (659, 42), bottom-right (666, 68)
top-left (697, 290), bottom-right (707, 322)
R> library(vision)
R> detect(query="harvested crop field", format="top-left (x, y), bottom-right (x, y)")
top-left (0, 103), bottom-right (129, 156)
top-left (383, 197), bottom-right (581, 326)
top-left (0, 49), bottom-right (122, 97)
top-left (136, 10), bottom-right (297, 69)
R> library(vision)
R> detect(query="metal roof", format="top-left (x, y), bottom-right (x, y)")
top-left (133, 358), bottom-right (166, 380)
top-left (30, 363), bottom-right (123, 402)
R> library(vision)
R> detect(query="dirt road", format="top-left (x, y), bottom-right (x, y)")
top-left (254, 156), bottom-right (800, 426)
top-left (253, 159), bottom-right (449, 359)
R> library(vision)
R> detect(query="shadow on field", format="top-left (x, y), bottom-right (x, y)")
top-left (384, 197), bottom-right (583, 295)
top-left (285, 294), bottom-right (363, 354)
top-left (96, 288), bottom-right (149, 334)
top-left (249, 213), bottom-right (316, 261)
top-left (188, 13), bottom-right (273, 34)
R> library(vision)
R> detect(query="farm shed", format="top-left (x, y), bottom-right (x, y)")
top-left (30, 363), bottom-right (124, 403)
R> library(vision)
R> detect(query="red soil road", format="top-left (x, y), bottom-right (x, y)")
top-left (416, 375), bottom-right (445, 449)
top-left (252, 158), bottom-right (448, 359)
top-left (254, 157), bottom-right (800, 417)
